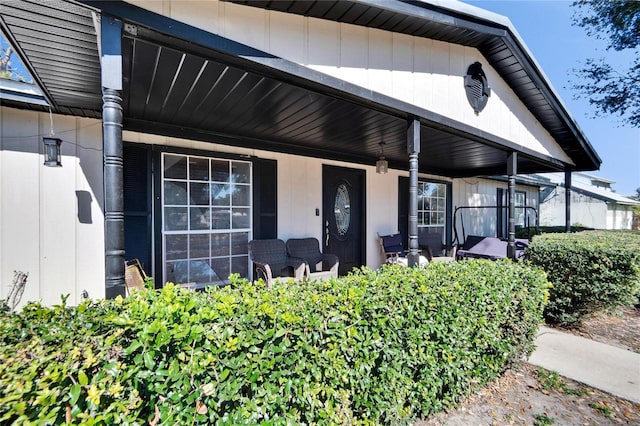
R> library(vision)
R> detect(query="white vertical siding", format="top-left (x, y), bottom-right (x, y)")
top-left (539, 187), bottom-right (613, 229)
top-left (607, 205), bottom-right (635, 230)
top-left (0, 107), bottom-right (105, 307)
top-left (125, 0), bottom-right (574, 166)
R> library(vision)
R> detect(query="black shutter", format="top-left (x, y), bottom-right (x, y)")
top-left (398, 176), bottom-right (409, 248)
top-left (253, 158), bottom-right (277, 239)
top-left (123, 144), bottom-right (152, 276)
top-left (497, 188), bottom-right (506, 239)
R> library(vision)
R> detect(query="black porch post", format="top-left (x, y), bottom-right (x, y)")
top-left (565, 170), bottom-right (572, 233)
top-left (407, 119), bottom-right (421, 267)
top-left (102, 16), bottom-right (125, 298)
top-left (506, 152), bottom-right (517, 260)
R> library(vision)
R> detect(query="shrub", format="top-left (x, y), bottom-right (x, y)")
top-left (515, 225), bottom-right (593, 239)
top-left (0, 260), bottom-right (548, 425)
top-left (526, 230), bottom-right (640, 325)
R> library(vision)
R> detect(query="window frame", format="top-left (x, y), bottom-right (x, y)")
top-left (160, 152), bottom-right (253, 287)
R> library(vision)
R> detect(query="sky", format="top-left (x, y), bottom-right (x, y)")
top-left (465, 0), bottom-right (639, 196)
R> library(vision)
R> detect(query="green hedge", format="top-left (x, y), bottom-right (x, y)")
top-left (526, 230), bottom-right (640, 325)
top-left (0, 260), bottom-right (548, 425)
top-left (515, 225), bottom-right (593, 239)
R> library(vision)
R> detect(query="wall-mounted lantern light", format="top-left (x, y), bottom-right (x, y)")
top-left (376, 142), bottom-right (388, 174)
top-left (43, 137), bottom-right (62, 167)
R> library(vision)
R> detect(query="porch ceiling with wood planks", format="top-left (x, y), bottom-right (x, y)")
top-left (1, 0), bottom-right (599, 177)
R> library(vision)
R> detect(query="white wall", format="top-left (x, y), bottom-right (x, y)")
top-left (0, 107), bottom-right (105, 307)
top-left (125, 0), bottom-right (573, 166)
top-left (540, 187), bottom-right (608, 229)
top-left (607, 204), bottom-right (635, 230)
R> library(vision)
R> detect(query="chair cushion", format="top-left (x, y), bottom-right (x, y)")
top-left (381, 233), bottom-right (404, 254)
top-left (286, 238), bottom-right (323, 267)
top-left (249, 239), bottom-right (288, 265)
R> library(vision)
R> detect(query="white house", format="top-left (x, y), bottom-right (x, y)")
top-left (535, 172), bottom-right (639, 230)
top-left (0, 0), bottom-right (601, 306)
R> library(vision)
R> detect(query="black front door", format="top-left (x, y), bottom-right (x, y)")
top-left (323, 165), bottom-right (366, 276)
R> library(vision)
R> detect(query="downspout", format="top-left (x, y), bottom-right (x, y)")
top-left (407, 119), bottom-right (420, 267)
top-left (101, 16), bottom-right (125, 298)
top-left (506, 152), bottom-right (517, 260)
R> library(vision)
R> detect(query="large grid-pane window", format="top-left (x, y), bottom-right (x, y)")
top-left (162, 153), bottom-right (251, 287)
top-left (417, 181), bottom-right (447, 236)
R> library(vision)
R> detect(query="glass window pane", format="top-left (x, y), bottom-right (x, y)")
top-left (164, 181), bottom-right (187, 205)
top-left (430, 212), bottom-right (439, 225)
top-left (190, 207), bottom-right (210, 230)
top-left (232, 162), bottom-right (250, 184)
top-left (232, 232), bottom-right (249, 255)
top-left (190, 234), bottom-right (210, 258)
top-left (165, 262), bottom-right (177, 284)
top-left (231, 185), bottom-right (250, 206)
top-left (232, 208), bottom-right (250, 229)
top-left (426, 183), bottom-right (437, 198)
top-left (187, 260), bottom-right (214, 284)
top-left (436, 212), bottom-right (445, 225)
top-left (437, 198), bottom-right (445, 212)
top-left (232, 256), bottom-right (248, 277)
top-left (418, 212), bottom-right (425, 226)
top-left (165, 234), bottom-right (188, 260)
top-left (211, 184), bottom-right (230, 206)
top-left (164, 155), bottom-right (187, 179)
top-left (211, 258), bottom-right (230, 282)
top-left (211, 208), bottom-right (231, 229)
top-left (190, 183), bottom-right (210, 205)
top-left (211, 233), bottom-right (230, 256)
top-left (165, 207), bottom-right (188, 231)
top-left (211, 160), bottom-right (229, 182)
top-left (189, 157), bottom-right (209, 181)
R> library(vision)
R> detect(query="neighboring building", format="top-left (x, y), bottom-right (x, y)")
top-left (534, 173), bottom-right (640, 230)
top-left (0, 0), bottom-right (601, 306)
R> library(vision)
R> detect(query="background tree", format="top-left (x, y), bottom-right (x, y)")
top-left (570, 0), bottom-right (640, 127)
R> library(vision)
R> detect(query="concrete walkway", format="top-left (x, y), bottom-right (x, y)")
top-left (528, 326), bottom-right (640, 403)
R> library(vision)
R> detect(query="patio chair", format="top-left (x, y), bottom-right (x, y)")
top-left (286, 237), bottom-right (339, 281)
top-left (124, 259), bottom-right (148, 295)
top-left (378, 232), bottom-right (428, 266)
top-left (456, 235), bottom-right (529, 261)
top-left (418, 231), bottom-right (456, 263)
top-left (248, 239), bottom-right (306, 287)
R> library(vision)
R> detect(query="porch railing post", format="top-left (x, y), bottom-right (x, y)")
top-left (565, 169), bottom-right (572, 233)
top-left (407, 119), bottom-right (421, 267)
top-left (507, 152), bottom-right (517, 260)
top-left (102, 16), bottom-right (125, 298)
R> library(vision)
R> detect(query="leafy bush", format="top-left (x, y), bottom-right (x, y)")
top-left (515, 225), bottom-right (593, 239)
top-left (0, 260), bottom-right (548, 425)
top-left (526, 230), bottom-right (640, 325)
